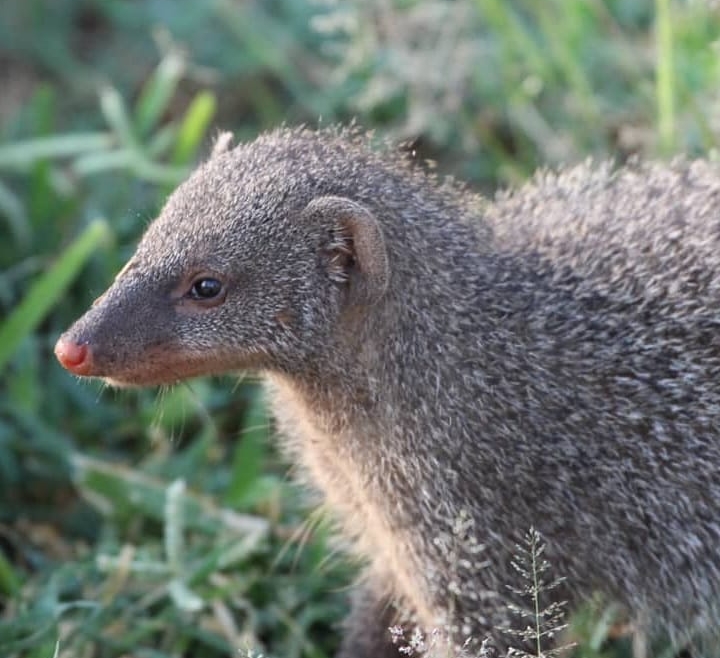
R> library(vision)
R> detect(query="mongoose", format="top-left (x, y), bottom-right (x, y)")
top-left (55, 127), bottom-right (720, 656)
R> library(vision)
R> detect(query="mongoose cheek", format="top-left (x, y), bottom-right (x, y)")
top-left (54, 336), bottom-right (94, 376)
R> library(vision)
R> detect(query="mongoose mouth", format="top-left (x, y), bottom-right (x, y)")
top-left (55, 333), bottom-right (260, 387)
top-left (54, 334), bottom-right (147, 386)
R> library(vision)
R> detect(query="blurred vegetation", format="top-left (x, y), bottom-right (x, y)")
top-left (0, 0), bottom-right (718, 656)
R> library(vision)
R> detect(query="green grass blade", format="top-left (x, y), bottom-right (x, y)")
top-left (172, 91), bottom-right (217, 165)
top-left (134, 51), bottom-right (186, 138)
top-left (72, 452), bottom-right (269, 537)
top-left (0, 219), bottom-right (111, 373)
top-left (656, 0), bottom-right (676, 154)
top-left (71, 149), bottom-right (135, 177)
top-left (225, 386), bottom-right (269, 507)
top-left (0, 549), bottom-right (20, 597)
top-left (100, 86), bottom-right (138, 149)
top-left (0, 134), bottom-right (113, 170)
top-left (0, 178), bottom-right (29, 247)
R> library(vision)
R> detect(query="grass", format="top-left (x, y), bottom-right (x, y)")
top-left (0, 220), bottom-right (110, 372)
top-left (1, 0), bottom-right (719, 656)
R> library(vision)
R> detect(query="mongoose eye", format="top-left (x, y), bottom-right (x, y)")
top-left (189, 277), bottom-right (224, 300)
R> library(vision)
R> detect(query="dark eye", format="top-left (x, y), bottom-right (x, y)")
top-left (190, 277), bottom-right (223, 300)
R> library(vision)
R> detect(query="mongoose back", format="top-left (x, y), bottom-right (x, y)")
top-left (56, 127), bottom-right (720, 656)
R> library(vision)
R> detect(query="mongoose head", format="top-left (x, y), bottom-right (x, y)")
top-left (55, 130), bottom-right (391, 386)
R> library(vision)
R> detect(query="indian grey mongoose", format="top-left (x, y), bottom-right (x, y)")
top-left (55, 127), bottom-right (720, 656)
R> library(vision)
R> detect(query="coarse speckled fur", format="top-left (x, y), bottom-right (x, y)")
top-left (57, 127), bottom-right (720, 656)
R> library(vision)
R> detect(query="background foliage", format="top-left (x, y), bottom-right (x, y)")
top-left (1, 0), bottom-right (719, 656)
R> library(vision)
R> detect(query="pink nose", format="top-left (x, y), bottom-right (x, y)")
top-left (54, 336), bottom-right (93, 376)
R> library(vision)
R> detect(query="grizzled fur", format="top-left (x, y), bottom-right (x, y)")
top-left (57, 127), bottom-right (720, 656)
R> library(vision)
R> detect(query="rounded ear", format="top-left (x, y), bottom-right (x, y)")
top-left (303, 196), bottom-right (390, 306)
top-left (210, 131), bottom-right (234, 158)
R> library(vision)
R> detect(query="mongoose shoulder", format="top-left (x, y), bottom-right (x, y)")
top-left (56, 127), bottom-right (720, 656)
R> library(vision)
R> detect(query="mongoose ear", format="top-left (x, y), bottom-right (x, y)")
top-left (305, 196), bottom-right (390, 306)
top-left (210, 131), bottom-right (234, 158)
